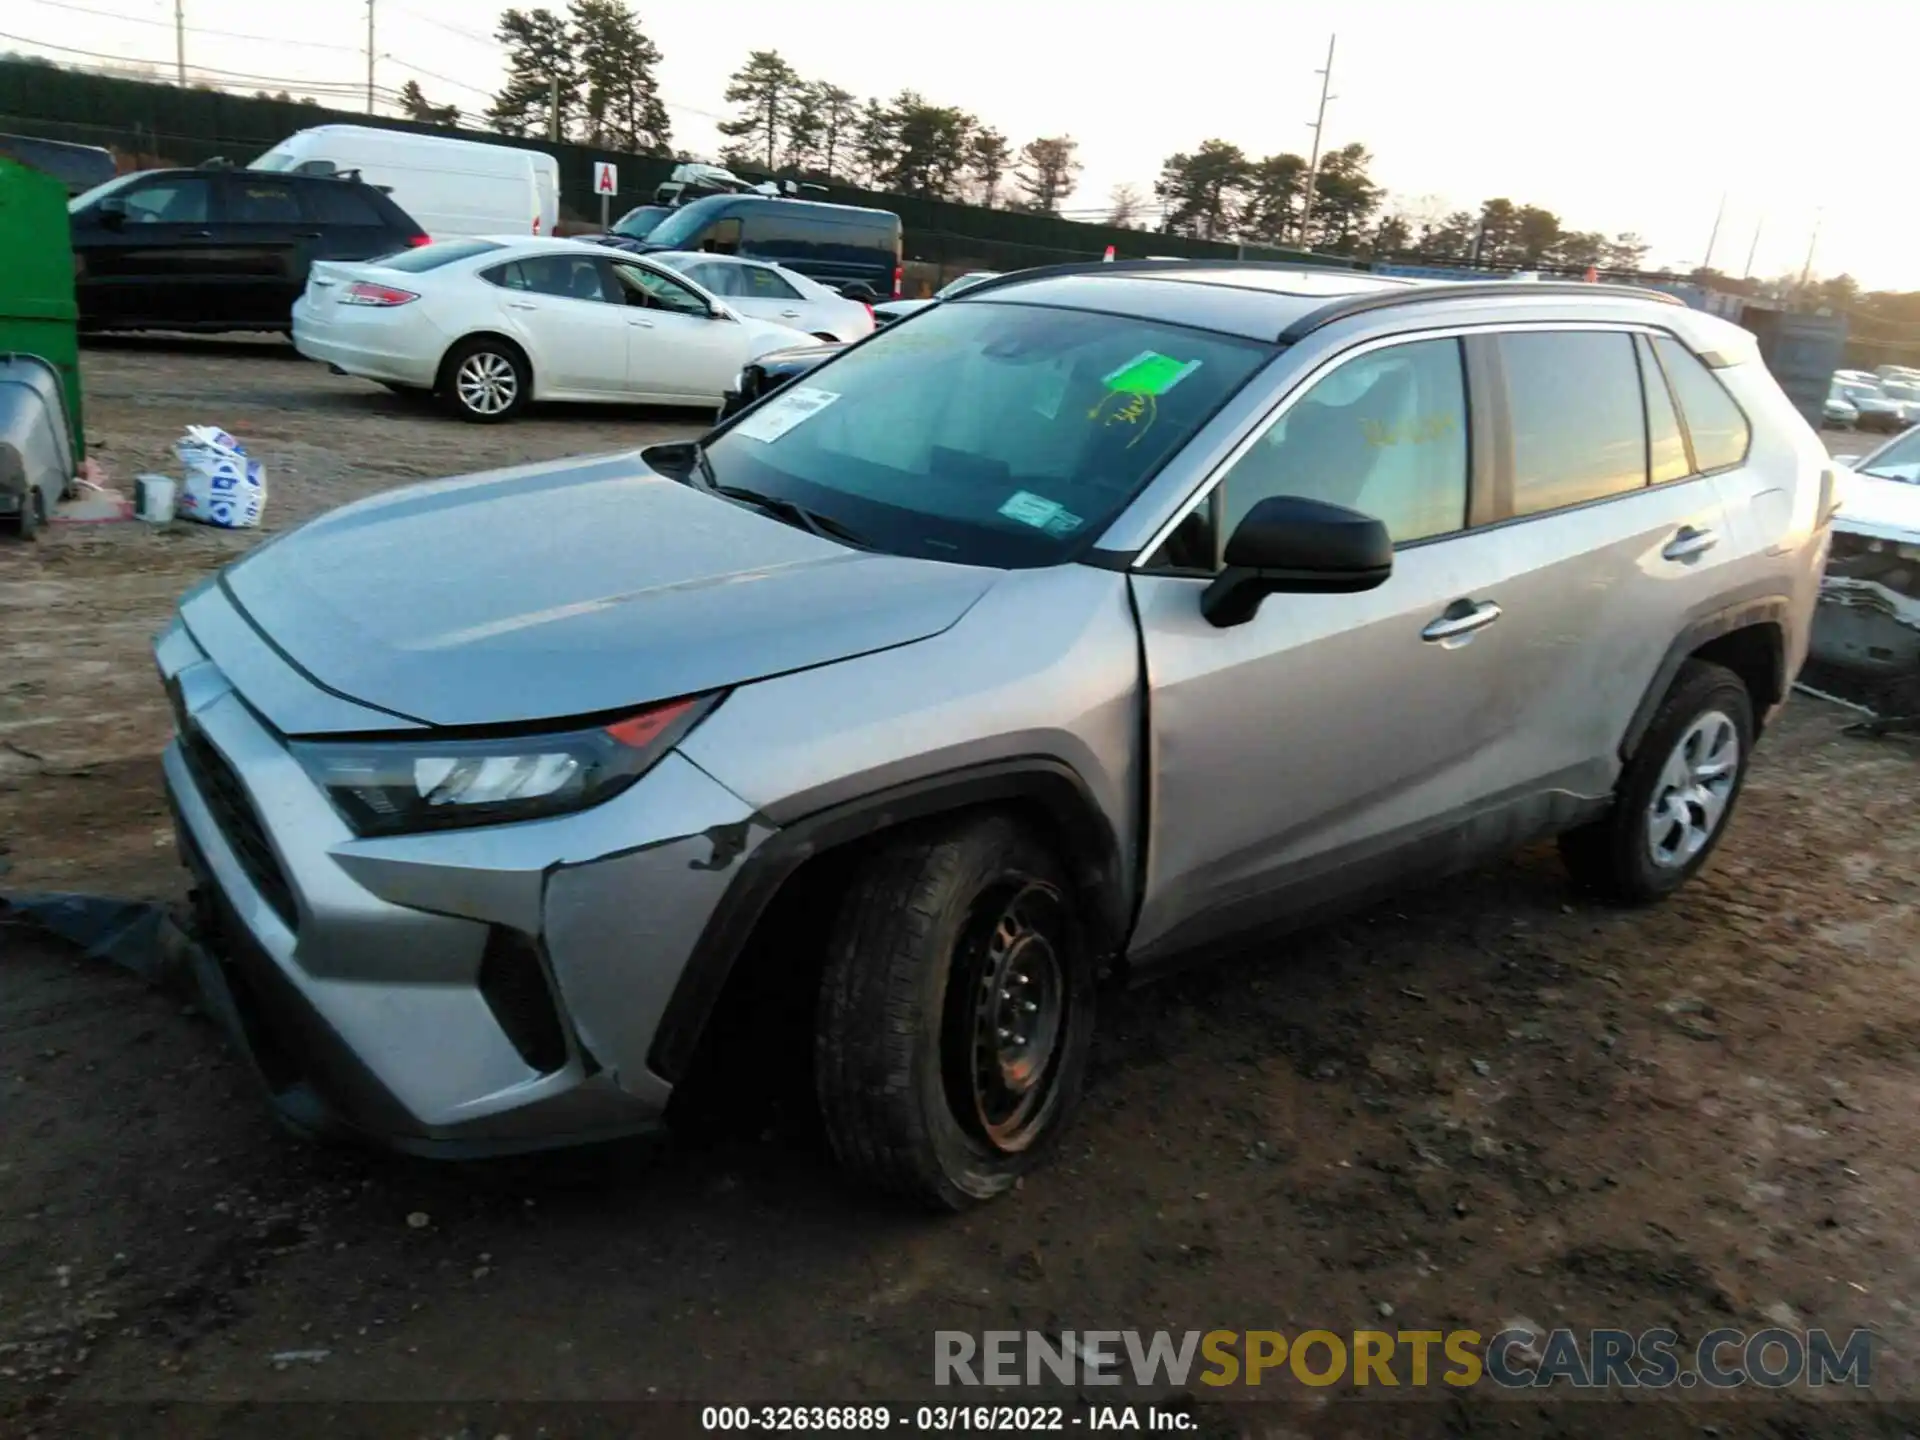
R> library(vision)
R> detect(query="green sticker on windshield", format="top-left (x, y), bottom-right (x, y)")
top-left (1103, 350), bottom-right (1201, 396)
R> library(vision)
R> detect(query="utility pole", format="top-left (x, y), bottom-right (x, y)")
top-left (174, 0), bottom-right (186, 85)
top-left (1742, 217), bottom-right (1763, 280)
top-left (549, 74), bottom-right (561, 141)
top-left (364, 0), bottom-right (375, 114)
top-left (1798, 208), bottom-right (1822, 292)
top-left (1296, 33), bottom-right (1336, 250)
top-left (1701, 190), bottom-right (1726, 271)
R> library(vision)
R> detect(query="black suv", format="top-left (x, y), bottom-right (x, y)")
top-left (69, 166), bottom-right (428, 334)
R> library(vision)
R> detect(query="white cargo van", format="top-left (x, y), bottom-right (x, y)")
top-left (251, 125), bottom-right (559, 241)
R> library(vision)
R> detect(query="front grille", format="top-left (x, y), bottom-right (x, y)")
top-left (178, 724), bottom-right (298, 931)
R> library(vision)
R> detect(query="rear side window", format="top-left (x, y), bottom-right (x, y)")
top-left (741, 265), bottom-right (802, 300)
top-left (1636, 335), bottom-right (1691, 484)
top-left (684, 262), bottom-right (742, 297)
top-left (305, 182), bottom-right (385, 227)
top-left (1500, 331), bottom-right (1646, 517)
top-left (380, 238), bottom-right (503, 272)
top-left (229, 179), bottom-right (303, 224)
top-left (1653, 336), bottom-right (1751, 473)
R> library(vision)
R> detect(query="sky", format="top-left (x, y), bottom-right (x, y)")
top-left (10, 0), bottom-right (1919, 290)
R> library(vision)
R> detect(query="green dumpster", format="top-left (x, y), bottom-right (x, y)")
top-left (0, 154), bottom-right (84, 458)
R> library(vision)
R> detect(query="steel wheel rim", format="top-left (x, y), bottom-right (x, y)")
top-left (456, 352), bottom-right (518, 414)
top-left (942, 881), bottom-right (1071, 1154)
top-left (1646, 708), bottom-right (1740, 869)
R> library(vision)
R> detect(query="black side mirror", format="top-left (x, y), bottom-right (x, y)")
top-left (1200, 495), bottom-right (1393, 628)
top-left (96, 195), bottom-right (127, 227)
top-left (839, 282), bottom-right (877, 303)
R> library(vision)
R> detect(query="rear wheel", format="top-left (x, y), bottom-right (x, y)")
top-left (815, 813), bottom-right (1095, 1210)
top-left (438, 337), bottom-right (529, 423)
top-left (1560, 659), bottom-right (1753, 903)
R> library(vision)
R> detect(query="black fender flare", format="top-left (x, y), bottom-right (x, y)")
top-left (646, 758), bottom-right (1131, 1083)
top-left (1619, 593), bottom-right (1790, 762)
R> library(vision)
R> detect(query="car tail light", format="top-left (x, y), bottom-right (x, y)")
top-left (406, 233), bottom-right (431, 248)
top-left (862, 302), bottom-right (873, 324)
top-left (892, 264), bottom-right (903, 298)
top-left (340, 281), bottom-right (420, 307)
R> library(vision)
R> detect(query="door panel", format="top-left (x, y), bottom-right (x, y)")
top-left (606, 260), bottom-right (746, 399)
top-left (497, 255), bottom-right (630, 394)
top-left (216, 175), bottom-right (308, 326)
top-left (1129, 535), bottom-right (1522, 962)
top-left (77, 175), bottom-right (220, 327)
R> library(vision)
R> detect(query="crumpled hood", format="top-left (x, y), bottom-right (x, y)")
top-left (1836, 471), bottom-right (1920, 545)
top-left (217, 451), bottom-right (998, 730)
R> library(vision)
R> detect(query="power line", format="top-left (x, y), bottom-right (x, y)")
top-left (382, 54), bottom-right (491, 102)
top-left (21, 0), bottom-right (365, 54)
top-left (385, 1), bottom-right (496, 49)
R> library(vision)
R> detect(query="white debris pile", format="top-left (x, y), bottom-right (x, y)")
top-left (171, 425), bottom-right (267, 528)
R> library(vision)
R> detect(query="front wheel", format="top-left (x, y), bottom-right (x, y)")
top-left (438, 338), bottom-right (529, 423)
top-left (815, 813), bottom-right (1095, 1209)
top-left (1560, 659), bottom-right (1754, 904)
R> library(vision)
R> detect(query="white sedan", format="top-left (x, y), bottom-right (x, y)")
top-left (292, 237), bottom-right (812, 422)
top-left (646, 251), bottom-right (876, 344)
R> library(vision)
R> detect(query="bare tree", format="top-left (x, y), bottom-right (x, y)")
top-left (1107, 182), bottom-right (1146, 227)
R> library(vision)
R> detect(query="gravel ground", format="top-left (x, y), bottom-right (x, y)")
top-left (1, 341), bottom-right (1916, 1438)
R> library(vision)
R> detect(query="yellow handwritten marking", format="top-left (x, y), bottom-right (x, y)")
top-left (1361, 413), bottom-right (1458, 448)
top-left (1085, 390), bottom-right (1158, 449)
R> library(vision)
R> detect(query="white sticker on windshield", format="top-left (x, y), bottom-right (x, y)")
top-left (999, 490), bottom-right (1083, 536)
top-left (730, 386), bottom-right (840, 443)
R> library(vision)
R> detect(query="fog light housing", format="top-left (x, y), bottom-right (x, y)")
top-left (478, 926), bottom-right (567, 1074)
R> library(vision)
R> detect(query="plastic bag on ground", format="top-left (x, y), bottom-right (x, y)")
top-left (175, 425), bottom-right (266, 529)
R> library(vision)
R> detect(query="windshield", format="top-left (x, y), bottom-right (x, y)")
top-left (613, 205), bottom-right (670, 239)
top-left (1859, 429), bottom-right (1920, 483)
top-left (703, 299), bottom-right (1274, 567)
top-left (938, 272), bottom-right (1001, 298)
top-left (66, 171), bottom-right (144, 214)
top-left (639, 197), bottom-right (728, 250)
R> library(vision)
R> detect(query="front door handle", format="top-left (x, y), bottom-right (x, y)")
top-left (629, 317), bottom-right (655, 328)
top-left (1663, 526), bottom-right (1718, 561)
top-left (506, 300), bottom-right (538, 311)
top-left (779, 308), bottom-right (802, 318)
top-left (294, 231), bottom-right (323, 239)
top-left (1421, 599), bottom-right (1503, 644)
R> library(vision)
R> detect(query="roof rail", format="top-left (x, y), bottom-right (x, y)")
top-left (1278, 279), bottom-right (1684, 343)
top-left (954, 255), bottom-right (1376, 302)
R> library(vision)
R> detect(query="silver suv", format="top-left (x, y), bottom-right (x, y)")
top-left (157, 262), bottom-right (1834, 1208)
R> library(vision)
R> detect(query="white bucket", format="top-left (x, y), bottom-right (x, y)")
top-left (135, 474), bottom-right (177, 523)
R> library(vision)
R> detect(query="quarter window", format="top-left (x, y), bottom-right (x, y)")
top-left (1216, 336), bottom-right (1470, 549)
top-left (304, 183), bottom-right (384, 227)
top-left (1653, 336), bottom-right (1751, 473)
top-left (1501, 331), bottom-right (1646, 517)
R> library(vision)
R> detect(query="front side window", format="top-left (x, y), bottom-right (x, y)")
top-left (611, 262), bottom-right (710, 315)
top-left (1501, 330), bottom-right (1646, 517)
top-left (1653, 336), bottom-right (1751, 473)
top-left (1215, 336), bottom-right (1470, 549)
top-left (703, 300), bottom-right (1273, 568)
top-left (119, 177), bottom-right (212, 224)
top-left (682, 262), bottom-right (743, 297)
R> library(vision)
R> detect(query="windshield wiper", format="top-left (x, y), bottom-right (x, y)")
top-left (711, 482), bottom-right (874, 549)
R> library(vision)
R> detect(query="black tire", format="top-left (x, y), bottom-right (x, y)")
top-left (1560, 659), bottom-right (1754, 904)
top-left (8, 486), bottom-right (44, 541)
top-left (437, 337), bottom-right (529, 424)
top-left (815, 813), bottom-right (1095, 1210)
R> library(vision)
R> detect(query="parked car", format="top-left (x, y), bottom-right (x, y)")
top-left (1824, 382), bottom-right (1859, 429)
top-left (0, 132), bottom-right (115, 197)
top-left (1878, 378), bottom-right (1920, 427)
top-left (292, 236), bottom-right (811, 421)
top-left (716, 337), bottom-right (844, 421)
top-left (1814, 427), bottom-right (1920, 682)
top-left (872, 270), bottom-right (1003, 325)
top-left (251, 125), bottom-right (559, 240)
top-left (647, 252), bottom-right (873, 343)
top-left (621, 194), bottom-right (902, 297)
top-left (68, 167), bottom-right (429, 334)
top-left (159, 261), bottom-right (1830, 1208)
top-left (1833, 378), bottom-right (1904, 433)
top-left (593, 204), bottom-right (673, 245)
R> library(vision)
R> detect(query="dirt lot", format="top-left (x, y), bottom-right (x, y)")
top-left (2, 342), bottom-right (1917, 1438)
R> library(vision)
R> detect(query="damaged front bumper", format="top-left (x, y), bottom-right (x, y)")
top-left (157, 615), bottom-right (775, 1158)
top-left (1811, 527), bottom-right (1920, 678)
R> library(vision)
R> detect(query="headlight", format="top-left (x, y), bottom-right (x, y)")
top-left (291, 693), bottom-right (720, 837)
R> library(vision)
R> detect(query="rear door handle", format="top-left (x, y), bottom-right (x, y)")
top-left (779, 309), bottom-right (801, 318)
top-left (1421, 599), bottom-right (1503, 644)
top-left (506, 300), bottom-right (538, 311)
top-left (629, 318), bottom-right (655, 328)
top-left (1663, 526), bottom-right (1718, 561)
